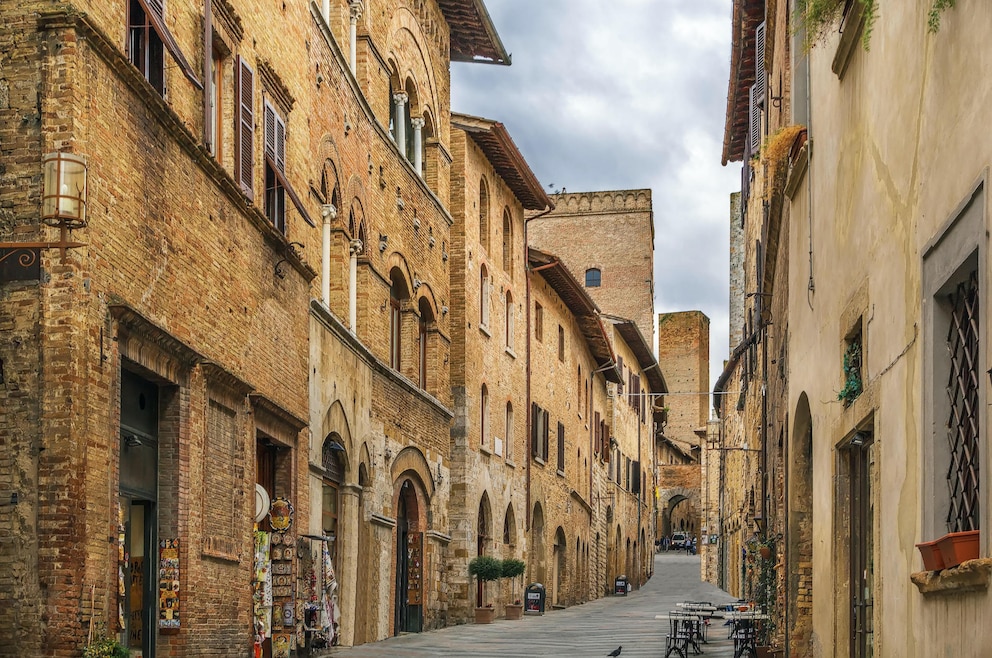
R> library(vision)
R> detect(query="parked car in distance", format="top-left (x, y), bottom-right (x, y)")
top-left (670, 532), bottom-right (688, 550)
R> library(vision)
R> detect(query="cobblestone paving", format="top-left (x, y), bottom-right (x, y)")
top-left (327, 553), bottom-right (743, 657)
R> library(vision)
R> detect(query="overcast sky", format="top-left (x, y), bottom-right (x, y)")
top-left (451, 0), bottom-right (741, 395)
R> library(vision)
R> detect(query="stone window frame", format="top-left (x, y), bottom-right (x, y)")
top-left (921, 175), bottom-right (987, 549)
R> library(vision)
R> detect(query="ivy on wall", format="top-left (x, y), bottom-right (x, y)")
top-left (794, 0), bottom-right (956, 51)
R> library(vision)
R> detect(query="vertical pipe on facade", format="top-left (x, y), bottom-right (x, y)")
top-left (349, 240), bottom-right (362, 330)
top-left (321, 206), bottom-right (336, 306)
top-left (322, 0), bottom-right (330, 24)
top-left (524, 205), bottom-right (555, 531)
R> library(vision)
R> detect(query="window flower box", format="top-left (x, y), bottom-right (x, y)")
top-left (915, 539), bottom-right (945, 571)
top-left (936, 530), bottom-right (980, 569)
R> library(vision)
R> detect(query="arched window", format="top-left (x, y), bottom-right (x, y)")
top-left (418, 298), bottom-right (433, 391)
top-left (505, 291), bottom-right (514, 349)
top-left (481, 384), bottom-right (490, 450)
top-left (479, 178), bottom-right (490, 252)
top-left (389, 269), bottom-right (408, 371)
top-left (505, 402), bottom-right (514, 462)
top-left (585, 268), bottom-right (601, 287)
top-left (321, 436), bottom-right (345, 560)
top-left (480, 265), bottom-right (490, 328)
top-left (404, 79), bottom-right (417, 162)
top-left (503, 504), bottom-right (516, 545)
top-left (502, 208), bottom-right (513, 273)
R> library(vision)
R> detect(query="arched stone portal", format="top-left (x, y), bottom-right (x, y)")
top-left (658, 486), bottom-right (702, 540)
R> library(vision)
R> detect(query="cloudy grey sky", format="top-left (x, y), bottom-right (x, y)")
top-left (451, 0), bottom-right (742, 394)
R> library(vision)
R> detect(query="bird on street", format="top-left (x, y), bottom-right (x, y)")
top-left (607, 647), bottom-right (622, 657)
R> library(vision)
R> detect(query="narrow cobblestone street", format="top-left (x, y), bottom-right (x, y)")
top-left (328, 553), bottom-right (740, 658)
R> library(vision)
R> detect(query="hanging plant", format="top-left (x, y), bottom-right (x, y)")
top-left (837, 339), bottom-right (863, 406)
top-left (794, 0), bottom-right (954, 51)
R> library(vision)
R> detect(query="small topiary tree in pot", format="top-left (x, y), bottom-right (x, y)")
top-left (500, 558), bottom-right (527, 619)
top-left (468, 555), bottom-right (503, 623)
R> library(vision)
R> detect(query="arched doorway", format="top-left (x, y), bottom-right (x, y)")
top-left (531, 503), bottom-right (546, 584)
top-left (477, 493), bottom-right (492, 607)
top-left (552, 528), bottom-right (566, 606)
top-left (394, 478), bottom-right (423, 634)
top-left (789, 393), bottom-right (814, 653)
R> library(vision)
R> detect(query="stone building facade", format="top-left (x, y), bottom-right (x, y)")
top-left (528, 190), bottom-right (655, 342)
top-left (0, 0), bottom-right (509, 656)
top-left (714, 0), bottom-right (794, 650)
top-left (446, 113), bottom-right (551, 622)
top-left (526, 248), bottom-right (661, 604)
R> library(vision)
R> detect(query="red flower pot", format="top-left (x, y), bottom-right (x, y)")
top-left (915, 539), bottom-right (945, 571)
top-left (935, 530), bottom-right (980, 569)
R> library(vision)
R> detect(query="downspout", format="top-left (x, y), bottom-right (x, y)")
top-left (524, 204), bottom-right (555, 531)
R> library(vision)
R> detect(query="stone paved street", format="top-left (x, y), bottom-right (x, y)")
top-left (328, 553), bottom-right (741, 657)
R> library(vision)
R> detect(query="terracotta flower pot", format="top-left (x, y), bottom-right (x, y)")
top-left (936, 530), bottom-right (980, 569)
top-left (915, 539), bottom-right (945, 571)
top-left (474, 607), bottom-right (496, 624)
top-left (504, 603), bottom-right (523, 620)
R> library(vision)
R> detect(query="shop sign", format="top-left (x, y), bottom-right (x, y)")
top-left (159, 538), bottom-right (181, 630)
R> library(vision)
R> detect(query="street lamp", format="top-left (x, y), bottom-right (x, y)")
top-left (42, 152), bottom-right (88, 228)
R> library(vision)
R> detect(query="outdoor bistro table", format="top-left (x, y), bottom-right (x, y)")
top-left (656, 612), bottom-right (705, 656)
top-left (719, 611), bottom-right (769, 658)
top-left (676, 603), bottom-right (717, 643)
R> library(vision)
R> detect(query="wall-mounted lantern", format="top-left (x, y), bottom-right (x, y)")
top-left (42, 152), bottom-right (88, 229)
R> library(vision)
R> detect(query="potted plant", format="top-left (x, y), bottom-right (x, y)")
top-left (468, 555), bottom-right (503, 623)
top-left (83, 636), bottom-right (129, 658)
top-left (501, 558), bottom-right (527, 620)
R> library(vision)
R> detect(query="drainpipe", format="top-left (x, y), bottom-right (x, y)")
top-left (348, 1), bottom-right (363, 76)
top-left (524, 205), bottom-right (555, 532)
top-left (321, 204), bottom-right (337, 306)
top-left (349, 239), bottom-right (362, 330)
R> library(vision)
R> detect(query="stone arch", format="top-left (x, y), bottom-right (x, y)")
top-left (392, 474), bottom-right (428, 634)
top-left (658, 485), bottom-right (701, 537)
top-left (503, 503), bottom-right (517, 546)
top-left (320, 400), bottom-right (354, 477)
top-left (531, 501), bottom-right (546, 584)
top-left (385, 253), bottom-right (414, 295)
top-left (789, 392), bottom-right (814, 652)
top-left (552, 527), bottom-right (566, 605)
top-left (385, 9), bottom-right (440, 134)
top-left (390, 445), bottom-right (435, 499)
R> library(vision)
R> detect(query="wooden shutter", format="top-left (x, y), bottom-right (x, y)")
top-left (542, 410), bottom-right (549, 461)
top-left (236, 57), bottom-right (254, 200)
top-left (749, 84), bottom-right (760, 155)
top-left (147, 0), bottom-right (164, 17)
top-left (203, 0), bottom-right (212, 151)
top-left (755, 22), bottom-right (766, 108)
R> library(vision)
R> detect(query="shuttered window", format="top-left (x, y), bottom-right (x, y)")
top-left (128, 0), bottom-right (201, 95)
top-left (236, 57), bottom-right (254, 200)
top-left (264, 102), bottom-right (287, 232)
top-left (755, 21), bottom-right (766, 109)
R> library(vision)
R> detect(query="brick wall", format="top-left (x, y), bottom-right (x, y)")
top-left (658, 311), bottom-right (710, 446)
top-left (528, 190), bottom-right (655, 341)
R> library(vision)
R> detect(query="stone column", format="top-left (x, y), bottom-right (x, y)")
top-left (411, 117), bottom-right (425, 177)
top-left (349, 239), bottom-right (363, 331)
top-left (393, 92), bottom-right (408, 154)
top-left (321, 204), bottom-right (337, 307)
top-left (348, 1), bottom-right (364, 76)
top-left (322, 0), bottom-right (330, 23)
top-left (337, 484), bottom-right (362, 647)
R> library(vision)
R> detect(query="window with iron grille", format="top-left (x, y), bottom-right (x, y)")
top-left (922, 181), bottom-right (984, 541)
top-left (944, 270), bottom-right (980, 532)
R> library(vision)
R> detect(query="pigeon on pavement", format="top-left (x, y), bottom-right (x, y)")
top-left (607, 647), bottom-right (622, 657)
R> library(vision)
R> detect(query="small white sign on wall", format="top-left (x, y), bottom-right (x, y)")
top-left (494, 437), bottom-right (503, 456)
